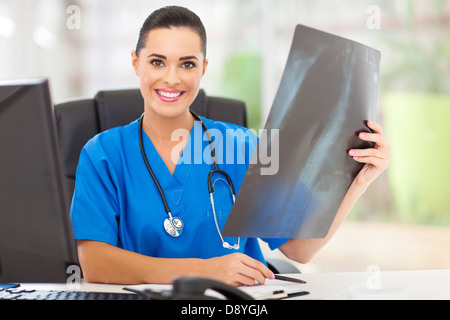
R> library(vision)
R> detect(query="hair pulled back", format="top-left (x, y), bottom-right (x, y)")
top-left (135, 6), bottom-right (207, 58)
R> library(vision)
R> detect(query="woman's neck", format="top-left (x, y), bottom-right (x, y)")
top-left (141, 109), bottom-right (194, 175)
top-left (142, 109), bottom-right (194, 144)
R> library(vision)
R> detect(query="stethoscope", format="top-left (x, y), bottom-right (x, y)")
top-left (138, 111), bottom-right (240, 250)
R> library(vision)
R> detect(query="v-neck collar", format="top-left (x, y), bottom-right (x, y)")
top-left (137, 119), bottom-right (204, 207)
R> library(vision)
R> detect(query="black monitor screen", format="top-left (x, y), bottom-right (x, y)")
top-left (0, 79), bottom-right (77, 283)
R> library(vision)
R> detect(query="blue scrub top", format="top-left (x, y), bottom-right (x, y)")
top-left (70, 116), bottom-right (288, 264)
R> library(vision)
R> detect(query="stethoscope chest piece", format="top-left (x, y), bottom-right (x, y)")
top-left (164, 216), bottom-right (184, 237)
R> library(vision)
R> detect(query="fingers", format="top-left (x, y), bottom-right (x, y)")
top-left (366, 120), bottom-right (383, 134)
top-left (348, 147), bottom-right (389, 161)
top-left (209, 253), bottom-right (274, 287)
top-left (349, 121), bottom-right (391, 156)
top-left (347, 120), bottom-right (391, 186)
top-left (364, 121), bottom-right (391, 151)
top-left (237, 253), bottom-right (274, 285)
top-left (350, 154), bottom-right (387, 168)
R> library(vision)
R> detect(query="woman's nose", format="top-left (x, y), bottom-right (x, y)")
top-left (163, 66), bottom-right (181, 86)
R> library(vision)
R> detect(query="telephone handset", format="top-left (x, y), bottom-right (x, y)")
top-left (130, 277), bottom-right (254, 300)
top-left (172, 277), bottom-right (253, 300)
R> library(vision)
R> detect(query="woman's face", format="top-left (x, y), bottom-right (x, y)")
top-left (132, 27), bottom-right (208, 119)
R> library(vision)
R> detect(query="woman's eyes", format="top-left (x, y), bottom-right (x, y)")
top-left (150, 59), bottom-right (164, 68)
top-left (180, 61), bottom-right (196, 69)
top-left (150, 59), bottom-right (196, 69)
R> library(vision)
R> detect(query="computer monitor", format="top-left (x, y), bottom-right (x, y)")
top-left (0, 79), bottom-right (78, 283)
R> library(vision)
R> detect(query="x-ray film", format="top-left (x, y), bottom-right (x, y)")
top-left (222, 24), bottom-right (381, 239)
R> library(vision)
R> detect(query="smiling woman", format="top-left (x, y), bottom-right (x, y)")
top-left (71, 6), bottom-right (282, 286)
top-left (70, 5), bottom-right (390, 287)
top-left (130, 24), bottom-right (208, 176)
top-left (131, 26), bottom-right (207, 122)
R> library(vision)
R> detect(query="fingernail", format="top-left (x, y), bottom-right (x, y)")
top-left (359, 132), bottom-right (365, 138)
top-left (367, 120), bottom-right (373, 126)
top-left (270, 273), bottom-right (275, 280)
top-left (349, 149), bottom-right (355, 155)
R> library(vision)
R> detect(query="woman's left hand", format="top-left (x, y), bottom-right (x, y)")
top-left (279, 121), bottom-right (391, 264)
top-left (348, 120), bottom-right (391, 189)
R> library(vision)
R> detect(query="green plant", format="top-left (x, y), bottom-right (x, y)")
top-left (378, 0), bottom-right (450, 94)
top-left (374, 0), bottom-right (450, 226)
top-left (220, 52), bottom-right (262, 130)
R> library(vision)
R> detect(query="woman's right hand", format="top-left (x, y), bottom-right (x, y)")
top-left (203, 253), bottom-right (275, 287)
top-left (77, 240), bottom-right (274, 286)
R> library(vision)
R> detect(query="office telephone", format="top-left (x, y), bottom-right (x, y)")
top-left (128, 277), bottom-right (254, 300)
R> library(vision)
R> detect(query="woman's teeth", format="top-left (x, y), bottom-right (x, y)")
top-left (157, 90), bottom-right (182, 98)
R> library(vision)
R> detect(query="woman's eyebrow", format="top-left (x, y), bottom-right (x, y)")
top-left (147, 53), bottom-right (166, 59)
top-left (179, 55), bottom-right (198, 61)
top-left (146, 53), bottom-right (198, 61)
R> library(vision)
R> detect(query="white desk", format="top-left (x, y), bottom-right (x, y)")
top-left (18, 269), bottom-right (450, 300)
top-left (291, 269), bottom-right (450, 300)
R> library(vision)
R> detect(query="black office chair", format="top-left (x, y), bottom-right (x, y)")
top-left (54, 88), bottom-right (247, 200)
top-left (54, 88), bottom-right (299, 274)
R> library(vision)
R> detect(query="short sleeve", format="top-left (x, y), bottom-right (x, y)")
top-left (261, 238), bottom-right (290, 251)
top-left (70, 146), bottom-right (120, 246)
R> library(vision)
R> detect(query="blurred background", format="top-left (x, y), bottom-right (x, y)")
top-left (1, 0), bottom-right (449, 273)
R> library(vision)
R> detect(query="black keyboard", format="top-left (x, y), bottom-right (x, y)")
top-left (0, 287), bottom-right (146, 300)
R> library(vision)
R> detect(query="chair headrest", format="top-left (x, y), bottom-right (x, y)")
top-left (95, 89), bottom-right (143, 131)
top-left (95, 89), bottom-right (208, 131)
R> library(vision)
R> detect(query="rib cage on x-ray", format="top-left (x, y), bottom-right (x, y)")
top-left (223, 24), bottom-right (380, 239)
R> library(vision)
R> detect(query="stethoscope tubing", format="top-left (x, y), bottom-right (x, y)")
top-left (138, 114), bottom-right (172, 216)
top-left (138, 111), bottom-right (240, 249)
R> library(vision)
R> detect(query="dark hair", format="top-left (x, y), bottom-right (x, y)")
top-left (135, 6), bottom-right (207, 58)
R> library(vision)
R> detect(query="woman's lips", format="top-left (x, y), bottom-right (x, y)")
top-left (155, 88), bottom-right (185, 102)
